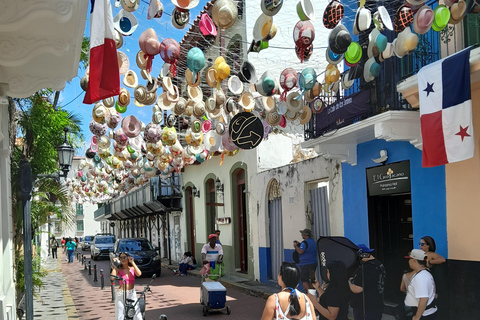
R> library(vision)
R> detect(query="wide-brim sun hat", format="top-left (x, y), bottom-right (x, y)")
top-left (449, 0), bottom-right (467, 24)
top-left (193, 101), bottom-right (206, 118)
top-left (199, 13), bottom-right (217, 36)
top-left (117, 51), bottom-right (129, 75)
top-left (413, 5), bottom-right (434, 34)
top-left (162, 76), bottom-right (175, 95)
top-left (136, 50), bottom-right (148, 70)
top-left (228, 75), bottom-right (243, 95)
top-left (238, 61), bottom-right (257, 83)
top-left (238, 91), bottom-right (255, 111)
top-left (92, 103), bottom-right (107, 124)
top-left (261, 0), bottom-right (283, 16)
top-left (363, 57), bottom-right (381, 82)
top-left (212, 0), bottom-right (238, 30)
top-left (262, 96), bottom-right (276, 113)
top-left (299, 105), bottom-right (312, 125)
top-left (265, 111), bottom-right (282, 126)
top-left (113, 9), bottom-right (139, 36)
top-left (206, 67), bottom-right (217, 88)
top-left (253, 14), bottom-right (273, 41)
top-left (157, 92), bottom-right (176, 110)
top-left (121, 0), bottom-right (140, 12)
top-left (117, 88), bottom-right (131, 108)
top-left (329, 24), bottom-right (352, 54)
top-left (353, 6), bottom-right (372, 35)
top-left (204, 130), bottom-right (222, 153)
top-left (256, 71), bottom-right (277, 96)
top-left (285, 109), bottom-right (299, 121)
top-left (174, 97), bottom-right (187, 115)
top-left (296, 0), bottom-right (315, 21)
top-left (103, 96), bottom-right (115, 108)
top-left (286, 91), bottom-right (303, 112)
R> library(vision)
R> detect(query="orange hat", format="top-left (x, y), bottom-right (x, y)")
top-left (208, 234), bottom-right (217, 240)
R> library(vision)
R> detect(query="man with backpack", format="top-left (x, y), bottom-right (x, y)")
top-left (293, 229), bottom-right (317, 292)
top-left (50, 236), bottom-right (58, 259)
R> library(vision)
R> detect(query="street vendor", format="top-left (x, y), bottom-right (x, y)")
top-left (202, 234), bottom-right (223, 267)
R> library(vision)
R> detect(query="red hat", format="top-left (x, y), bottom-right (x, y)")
top-left (208, 234), bottom-right (217, 240)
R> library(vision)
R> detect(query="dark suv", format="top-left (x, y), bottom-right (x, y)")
top-left (81, 235), bottom-right (94, 251)
top-left (90, 235), bottom-right (115, 260)
top-left (110, 238), bottom-right (161, 276)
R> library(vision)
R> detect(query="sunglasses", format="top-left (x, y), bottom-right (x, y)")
top-left (419, 243), bottom-right (427, 246)
top-left (120, 256), bottom-right (128, 260)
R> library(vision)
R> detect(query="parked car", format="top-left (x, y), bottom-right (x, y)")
top-left (90, 235), bottom-right (115, 260)
top-left (81, 235), bottom-right (94, 251)
top-left (110, 238), bottom-right (161, 277)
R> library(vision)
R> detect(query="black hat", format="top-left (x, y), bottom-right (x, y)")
top-left (328, 24), bottom-right (352, 54)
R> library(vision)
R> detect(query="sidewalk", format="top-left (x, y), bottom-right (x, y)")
top-left (33, 254), bottom-right (78, 320)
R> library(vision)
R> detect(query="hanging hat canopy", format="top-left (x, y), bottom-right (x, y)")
top-left (159, 38), bottom-right (180, 77)
top-left (261, 0), bottom-right (284, 16)
top-left (323, 0), bottom-right (344, 29)
top-left (186, 47), bottom-right (205, 83)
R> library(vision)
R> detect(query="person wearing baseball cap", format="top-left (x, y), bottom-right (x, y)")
top-left (403, 249), bottom-right (437, 320)
top-left (201, 234), bottom-right (223, 267)
top-left (350, 244), bottom-right (386, 320)
top-left (293, 228), bottom-right (317, 292)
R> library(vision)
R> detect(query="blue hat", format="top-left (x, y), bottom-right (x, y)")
top-left (357, 244), bottom-right (374, 253)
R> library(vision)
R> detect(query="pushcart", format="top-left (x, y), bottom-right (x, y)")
top-left (200, 263), bottom-right (231, 316)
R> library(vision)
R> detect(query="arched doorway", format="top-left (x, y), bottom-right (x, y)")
top-left (234, 168), bottom-right (248, 273)
top-left (205, 178), bottom-right (216, 235)
top-left (268, 179), bottom-right (283, 281)
top-left (185, 186), bottom-right (195, 257)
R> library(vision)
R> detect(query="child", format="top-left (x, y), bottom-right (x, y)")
top-left (178, 252), bottom-right (195, 276)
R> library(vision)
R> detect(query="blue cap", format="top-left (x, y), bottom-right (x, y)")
top-left (357, 244), bottom-right (374, 253)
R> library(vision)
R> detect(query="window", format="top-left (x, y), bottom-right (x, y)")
top-left (76, 204), bottom-right (83, 216)
top-left (76, 220), bottom-right (84, 232)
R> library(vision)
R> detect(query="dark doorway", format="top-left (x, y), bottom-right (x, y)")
top-left (205, 179), bottom-right (216, 235)
top-left (236, 169), bottom-right (248, 273)
top-left (185, 187), bottom-right (195, 257)
top-left (368, 194), bottom-right (412, 304)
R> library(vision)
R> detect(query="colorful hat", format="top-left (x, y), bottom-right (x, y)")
top-left (171, 0), bottom-right (199, 10)
top-left (323, 0), bottom-right (344, 29)
top-left (261, 0), bottom-right (283, 16)
top-left (299, 106), bottom-right (312, 125)
top-left (123, 70), bottom-right (138, 88)
top-left (367, 28), bottom-right (387, 58)
top-left (344, 41), bottom-right (362, 66)
top-left (279, 68), bottom-right (298, 101)
top-left (206, 67), bottom-right (218, 88)
top-left (113, 9), bottom-right (139, 36)
top-left (325, 64), bottom-right (340, 85)
top-left (329, 24), bottom-right (352, 54)
top-left (413, 5), bottom-right (434, 34)
top-left (293, 20), bottom-right (315, 47)
top-left (139, 28), bottom-right (160, 58)
top-left (298, 67), bottom-right (317, 98)
top-left (212, 0), bottom-right (238, 30)
top-left (256, 71), bottom-right (277, 96)
top-left (248, 40), bottom-right (269, 53)
top-left (238, 91), bottom-right (255, 111)
top-left (353, 7), bottom-right (372, 35)
top-left (312, 97), bottom-right (325, 114)
top-left (159, 38), bottom-right (180, 77)
top-left (296, 0), bottom-right (315, 21)
top-left (449, 0), bottom-right (467, 25)
top-left (286, 91), bottom-right (303, 112)
top-left (105, 108), bottom-right (122, 129)
top-left (363, 57), bottom-right (381, 82)
top-left (238, 61), bottom-right (257, 83)
top-left (186, 48), bottom-right (205, 83)
top-left (122, 115), bottom-right (142, 138)
top-left (214, 56), bottom-right (231, 85)
top-left (171, 7), bottom-right (190, 29)
top-left (394, 5), bottom-right (414, 33)
top-left (432, 5), bottom-right (450, 31)
top-left (228, 75), bottom-right (243, 95)
top-left (199, 13), bottom-right (217, 36)
top-left (393, 27), bottom-right (418, 58)
top-left (253, 14), bottom-right (273, 41)
top-left (326, 47), bottom-right (344, 65)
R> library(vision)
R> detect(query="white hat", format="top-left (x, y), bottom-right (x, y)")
top-left (113, 9), bottom-right (139, 36)
top-left (157, 92), bottom-right (175, 110)
top-left (187, 85), bottom-right (203, 102)
top-left (121, 0), bottom-right (140, 12)
top-left (253, 14), bottom-right (273, 41)
top-left (406, 249), bottom-right (427, 261)
top-left (228, 75), bottom-right (243, 95)
top-left (204, 130), bottom-right (222, 153)
top-left (123, 70), bottom-right (138, 88)
top-left (353, 7), bottom-right (372, 35)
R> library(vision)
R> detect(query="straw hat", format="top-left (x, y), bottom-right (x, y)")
top-left (114, 29), bottom-right (123, 49)
top-left (157, 92), bottom-right (175, 110)
top-left (393, 27), bottom-right (418, 58)
top-left (206, 67), bottom-right (217, 87)
top-left (121, 0), bottom-right (140, 12)
top-left (265, 111), bottom-right (282, 126)
top-left (185, 69), bottom-right (200, 87)
top-left (103, 96), bottom-right (115, 108)
top-left (122, 115), bottom-right (142, 138)
top-left (285, 109), bottom-right (299, 121)
top-left (205, 96), bottom-right (216, 113)
top-left (92, 103), bottom-right (107, 124)
top-left (238, 91), bottom-right (255, 111)
top-left (262, 96), bottom-right (276, 113)
top-left (286, 91), bottom-right (303, 112)
top-left (136, 50), bottom-right (148, 70)
top-left (193, 101), bottom-right (206, 119)
top-left (299, 106), bottom-right (312, 125)
top-left (171, 0), bottom-right (200, 10)
top-left (174, 97), bottom-right (187, 115)
top-left (123, 70), bottom-right (138, 88)
top-left (215, 89), bottom-right (226, 107)
top-left (212, 0), bottom-right (238, 30)
top-left (187, 85), bottom-right (203, 102)
top-left (449, 1), bottom-right (467, 24)
top-left (117, 88), bottom-right (130, 108)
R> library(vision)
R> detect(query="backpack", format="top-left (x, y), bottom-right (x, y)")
top-left (292, 240), bottom-right (308, 264)
top-left (51, 240), bottom-right (58, 249)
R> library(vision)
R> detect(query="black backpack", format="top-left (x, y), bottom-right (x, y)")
top-left (292, 240), bottom-right (308, 263)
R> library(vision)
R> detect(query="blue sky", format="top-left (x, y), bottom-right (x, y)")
top-left (59, 0), bottom-right (208, 154)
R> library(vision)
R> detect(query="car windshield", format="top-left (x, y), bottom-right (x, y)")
top-left (118, 240), bottom-right (153, 252)
top-left (95, 236), bottom-right (114, 244)
top-left (85, 236), bottom-right (93, 242)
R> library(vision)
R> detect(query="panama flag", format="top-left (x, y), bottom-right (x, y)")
top-left (418, 48), bottom-right (473, 168)
top-left (83, 0), bottom-right (120, 104)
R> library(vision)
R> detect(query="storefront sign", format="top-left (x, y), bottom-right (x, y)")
top-left (367, 161), bottom-right (411, 196)
top-left (314, 89), bottom-right (371, 136)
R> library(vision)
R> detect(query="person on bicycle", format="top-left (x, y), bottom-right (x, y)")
top-left (111, 252), bottom-right (142, 320)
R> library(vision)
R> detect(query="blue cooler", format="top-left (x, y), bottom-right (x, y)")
top-left (202, 281), bottom-right (226, 308)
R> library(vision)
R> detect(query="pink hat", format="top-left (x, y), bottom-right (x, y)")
top-left (413, 5), bottom-right (434, 34)
top-left (199, 13), bottom-right (217, 36)
top-left (279, 68), bottom-right (298, 101)
top-left (159, 38), bottom-right (180, 77)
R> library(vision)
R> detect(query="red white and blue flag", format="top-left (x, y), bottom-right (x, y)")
top-left (83, 0), bottom-right (120, 104)
top-left (418, 48), bottom-right (474, 168)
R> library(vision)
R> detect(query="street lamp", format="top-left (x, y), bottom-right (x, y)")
top-left (215, 177), bottom-right (224, 193)
top-left (56, 127), bottom-right (75, 179)
top-left (192, 185), bottom-right (200, 198)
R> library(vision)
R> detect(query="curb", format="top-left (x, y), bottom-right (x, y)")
top-left (56, 257), bottom-right (80, 319)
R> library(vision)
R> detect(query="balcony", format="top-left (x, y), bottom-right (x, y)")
top-left (304, 3), bottom-right (480, 144)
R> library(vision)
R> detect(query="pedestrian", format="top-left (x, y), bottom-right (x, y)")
top-left (419, 236), bottom-right (445, 269)
top-left (307, 260), bottom-right (362, 320)
top-left (50, 236), bottom-right (58, 259)
top-left (111, 252), bottom-right (142, 320)
top-left (214, 229), bottom-right (222, 245)
top-left (349, 244), bottom-right (386, 320)
top-left (178, 252), bottom-right (195, 276)
top-left (293, 229), bottom-right (317, 291)
top-left (65, 237), bottom-right (76, 263)
top-left (201, 234), bottom-right (223, 280)
top-left (74, 237), bottom-right (79, 248)
top-left (261, 262), bottom-right (316, 320)
top-left (61, 237), bottom-right (66, 254)
top-left (403, 249), bottom-right (437, 320)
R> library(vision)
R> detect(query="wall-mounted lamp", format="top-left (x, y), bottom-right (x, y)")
top-left (192, 185), bottom-right (200, 198)
top-left (372, 149), bottom-right (388, 165)
top-left (215, 177), bottom-right (224, 193)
